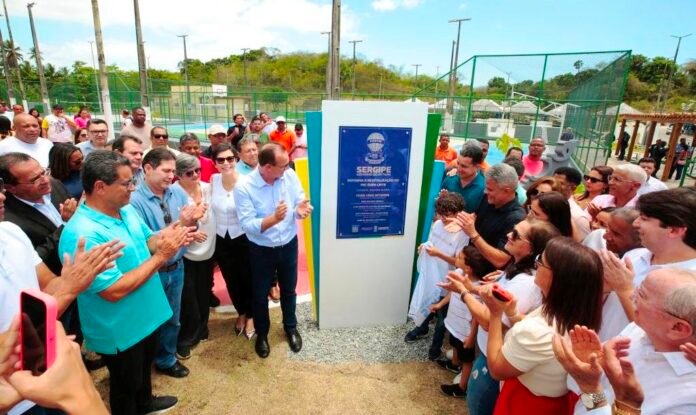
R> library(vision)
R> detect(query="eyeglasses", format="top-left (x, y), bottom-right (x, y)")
top-left (215, 156), bottom-right (236, 164)
top-left (584, 175), bottom-right (604, 184)
top-left (89, 129), bottom-right (108, 135)
top-left (117, 177), bottom-right (138, 188)
top-left (153, 134), bottom-right (169, 140)
top-left (79, 133), bottom-right (88, 137)
top-left (15, 168), bottom-right (50, 185)
top-left (160, 200), bottom-right (172, 225)
top-left (608, 175), bottom-right (627, 183)
top-left (534, 254), bottom-right (550, 270)
top-left (183, 168), bottom-right (201, 178)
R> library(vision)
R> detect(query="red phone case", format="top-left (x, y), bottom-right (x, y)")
top-left (19, 289), bottom-right (57, 372)
top-left (492, 285), bottom-right (513, 302)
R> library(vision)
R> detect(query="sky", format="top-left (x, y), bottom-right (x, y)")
top-left (3, 0), bottom-right (696, 81)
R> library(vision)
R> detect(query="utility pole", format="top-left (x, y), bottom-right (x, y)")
top-left (657, 33), bottom-right (691, 112)
top-left (435, 65), bottom-right (439, 96)
top-left (2, 1), bottom-right (26, 109)
top-left (349, 39), bottom-right (362, 99)
top-left (177, 35), bottom-right (190, 106)
top-left (447, 17), bottom-right (471, 115)
top-left (412, 64), bottom-right (421, 89)
top-left (329, 0), bottom-right (341, 99)
top-left (321, 31), bottom-right (331, 98)
top-left (0, 27), bottom-right (14, 105)
top-left (88, 41), bottom-right (102, 114)
top-left (241, 48), bottom-right (249, 90)
top-left (90, 0), bottom-right (115, 140)
top-left (133, 0), bottom-right (148, 107)
top-left (27, 3), bottom-right (49, 110)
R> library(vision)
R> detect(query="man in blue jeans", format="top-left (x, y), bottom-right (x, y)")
top-left (131, 147), bottom-right (205, 377)
top-left (234, 143), bottom-right (313, 358)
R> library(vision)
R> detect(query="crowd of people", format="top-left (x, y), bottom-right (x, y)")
top-left (0, 107), bottom-right (312, 414)
top-left (420, 135), bottom-right (696, 414)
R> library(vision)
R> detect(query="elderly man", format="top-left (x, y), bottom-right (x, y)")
top-left (522, 137), bottom-right (545, 179)
top-left (440, 142), bottom-right (485, 213)
top-left (146, 126), bottom-right (180, 157)
top-left (234, 143), bottom-right (312, 358)
top-left (178, 132), bottom-right (215, 182)
top-left (0, 113), bottom-right (53, 167)
top-left (112, 134), bottom-right (145, 186)
top-left (120, 107), bottom-right (153, 149)
top-left (0, 153), bottom-right (74, 274)
top-left (434, 133), bottom-right (458, 168)
top-left (554, 166), bottom-right (592, 239)
top-left (41, 104), bottom-right (76, 143)
top-left (202, 124), bottom-right (227, 159)
top-left (269, 116), bottom-right (296, 154)
top-left (59, 151), bottom-right (192, 415)
top-left (76, 118), bottom-right (109, 158)
top-left (236, 136), bottom-right (259, 176)
top-left (455, 163), bottom-right (526, 268)
top-left (637, 157), bottom-right (668, 195)
top-left (0, 177), bottom-right (120, 415)
top-left (130, 148), bottom-right (204, 374)
top-left (589, 163), bottom-right (646, 213)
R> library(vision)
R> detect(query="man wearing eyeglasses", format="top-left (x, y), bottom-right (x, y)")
top-left (146, 126), bottom-right (180, 157)
top-left (0, 152), bottom-right (75, 275)
top-left (130, 148), bottom-right (206, 377)
top-left (0, 113), bottom-right (53, 168)
top-left (77, 119), bottom-right (110, 158)
top-left (235, 143), bottom-right (313, 359)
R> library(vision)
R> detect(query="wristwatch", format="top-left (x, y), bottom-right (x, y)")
top-left (460, 290), bottom-right (469, 302)
top-left (580, 391), bottom-right (606, 409)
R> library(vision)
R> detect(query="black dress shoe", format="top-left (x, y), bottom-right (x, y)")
top-left (286, 329), bottom-right (302, 353)
top-left (255, 335), bottom-right (270, 358)
top-left (155, 361), bottom-right (190, 378)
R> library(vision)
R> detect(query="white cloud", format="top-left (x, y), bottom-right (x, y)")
top-left (6, 0), bottom-right (361, 71)
top-left (371, 0), bottom-right (423, 12)
top-left (459, 2), bottom-right (468, 9)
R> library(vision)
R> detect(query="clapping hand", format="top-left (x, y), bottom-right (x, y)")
top-left (602, 337), bottom-right (644, 409)
top-left (552, 330), bottom-right (603, 394)
top-left (274, 201), bottom-right (288, 222)
top-left (680, 342), bottom-right (696, 364)
top-left (296, 199), bottom-right (313, 219)
top-left (437, 271), bottom-right (471, 295)
top-left (59, 198), bottom-right (78, 222)
top-left (599, 250), bottom-right (635, 294)
top-left (454, 212), bottom-right (477, 236)
top-left (61, 238), bottom-right (124, 296)
top-left (156, 223), bottom-right (195, 260)
top-left (179, 202), bottom-right (208, 225)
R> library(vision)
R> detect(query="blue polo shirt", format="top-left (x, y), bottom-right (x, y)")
top-left (236, 160), bottom-right (256, 176)
top-left (441, 170), bottom-right (485, 213)
top-left (234, 168), bottom-right (305, 247)
top-left (129, 182), bottom-right (189, 265)
top-left (58, 203), bottom-right (172, 354)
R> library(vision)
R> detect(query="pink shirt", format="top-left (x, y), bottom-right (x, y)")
top-left (74, 116), bottom-right (89, 129)
top-left (522, 155), bottom-right (544, 178)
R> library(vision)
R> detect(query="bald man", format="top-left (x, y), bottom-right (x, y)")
top-left (0, 113), bottom-right (53, 167)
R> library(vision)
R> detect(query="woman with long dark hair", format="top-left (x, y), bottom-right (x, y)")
top-left (528, 191), bottom-right (574, 238)
top-left (48, 142), bottom-right (83, 198)
top-left (575, 165), bottom-right (612, 209)
top-left (482, 237), bottom-right (604, 415)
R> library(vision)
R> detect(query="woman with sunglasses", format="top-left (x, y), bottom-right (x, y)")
top-left (439, 219), bottom-right (560, 415)
top-left (481, 237), bottom-right (603, 414)
top-left (73, 127), bottom-right (89, 144)
top-left (172, 153), bottom-right (216, 357)
top-left (48, 142), bottom-right (84, 199)
top-left (210, 144), bottom-right (256, 339)
top-left (575, 165), bottom-right (612, 209)
top-left (528, 191), bottom-right (574, 239)
top-left (523, 176), bottom-right (562, 212)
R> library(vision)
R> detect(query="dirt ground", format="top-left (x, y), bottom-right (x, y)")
top-left (92, 307), bottom-right (467, 414)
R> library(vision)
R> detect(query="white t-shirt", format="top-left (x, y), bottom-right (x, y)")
top-left (210, 173), bottom-right (244, 240)
top-left (569, 197), bottom-right (591, 240)
top-left (445, 270), bottom-right (478, 342)
top-left (0, 136), bottom-right (53, 167)
top-left (502, 307), bottom-right (568, 397)
top-left (630, 248), bottom-right (696, 285)
top-left (476, 271), bottom-right (543, 354)
top-left (174, 182), bottom-right (216, 261)
top-left (42, 114), bottom-right (73, 143)
top-left (582, 228), bottom-right (606, 252)
top-left (637, 176), bottom-right (668, 196)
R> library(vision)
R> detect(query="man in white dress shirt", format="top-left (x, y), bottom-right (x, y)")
top-left (636, 157), bottom-right (668, 196)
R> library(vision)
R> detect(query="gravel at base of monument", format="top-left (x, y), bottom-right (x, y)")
top-left (288, 302), bottom-right (437, 364)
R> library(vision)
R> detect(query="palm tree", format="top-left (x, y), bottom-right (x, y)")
top-left (3, 40), bottom-right (22, 67)
top-left (28, 46), bottom-right (42, 62)
top-left (573, 60), bottom-right (584, 74)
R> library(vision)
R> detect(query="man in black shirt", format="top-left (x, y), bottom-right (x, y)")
top-left (455, 163), bottom-right (526, 269)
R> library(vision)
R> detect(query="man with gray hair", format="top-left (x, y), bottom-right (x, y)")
top-left (455, 163), bottom-right (526, 268)
top-left (440, 141), bottom-right (485, 213)
top-left (588, 163), bottom-right (646, 214)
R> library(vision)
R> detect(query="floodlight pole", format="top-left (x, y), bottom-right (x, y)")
top-left (133, 0), bottom-right (148, 106)
top-left (241, 47), bottom-right (249, 90)
top-left (90, 0), bottom-right (115, 140)
top-left (177, 34), bottom-right (190, 106)
top-left (447, 17), bottom-right (471, 115)
top-left (329, 0), bottom-right (341, 99)
top-left (2, 0), bottom-right (26, 108)
top-left (349, 39), bottom-right (362, 100)
top-left (88, 41), bottom-right (102, 114)
top-left (412, 64), bottom-right (421, 90)
top-left (27, 2), bottom-right (49, 110)
top-left (321, 31), bottom-right (331, 97)
top-left (0, 26), bottom-right (15, 105)
top-left (659, 33), bottom-right (692, 112)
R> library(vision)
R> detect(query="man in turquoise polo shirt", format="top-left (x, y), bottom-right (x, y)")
top-left (59, 150), bottom-right (192, 415)
top-left (440, 142), bottom-right (485, 213)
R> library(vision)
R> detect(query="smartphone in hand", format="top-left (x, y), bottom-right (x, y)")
top-left (19, 289), bottom-right (57, 375)
top-left (491, 284), bottom-right (513, 302)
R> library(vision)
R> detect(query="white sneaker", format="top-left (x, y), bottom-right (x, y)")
top-left (453, 372), bottom-right (461, 384)
top-left (445, 349), bottom-right (454, 360)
